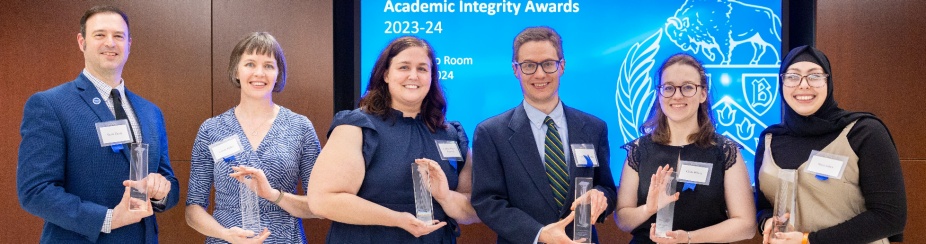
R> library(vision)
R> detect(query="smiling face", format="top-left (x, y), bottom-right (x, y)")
top-left (783, 61), bottom-right (828, 116)
top-left (514, 40), bottom-right (563, 109)
top-left (385, 46), bottom-right (432, 110)
top-left (236, 52), bottom-right (279, 99)
top-left (78, 12), bottom-right (131, 78)
top-left (659, 63), bottom-right (707, 125)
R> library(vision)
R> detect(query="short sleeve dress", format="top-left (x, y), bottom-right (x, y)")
top-left (186, 107), bottom-right (320, 244)
top-left (621, 133), bottom-right (741, 244)
top-left (325, 108), bottom-right (469, 244)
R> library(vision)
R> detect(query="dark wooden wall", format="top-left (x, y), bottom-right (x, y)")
top-left (816, 0), bottom-right (926, 242)
top-left (1, 1), bottom-right (921, 243)
top-left (0, 1), bottom-right (332, 243)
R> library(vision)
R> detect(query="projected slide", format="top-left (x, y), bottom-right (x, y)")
top-left (361, 0), bottom-right (783, 182)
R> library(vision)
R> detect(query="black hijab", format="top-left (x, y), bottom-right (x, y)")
top-left (762, 45), bottom-right (876, 137)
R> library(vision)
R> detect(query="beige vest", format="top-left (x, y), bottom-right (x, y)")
top-left (758, 121), bottom-right (887, 244)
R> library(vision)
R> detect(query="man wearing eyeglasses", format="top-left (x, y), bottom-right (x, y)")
top-left (471, 26), bottom-right (616, 244)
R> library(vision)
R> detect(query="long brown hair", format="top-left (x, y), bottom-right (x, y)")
top-left (358, 36), bottom-right (447, 133)
top-left (640, 53), bottom-right (716, 147)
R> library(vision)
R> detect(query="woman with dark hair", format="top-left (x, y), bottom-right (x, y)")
top-left (755, 46), bottom-right (906, 244)
top-left (615, 53), bottom-right (756, 243)
top-left (185, 32), bottom-right (321, 243)
top-left (308, 36), bottom-right (479, 243)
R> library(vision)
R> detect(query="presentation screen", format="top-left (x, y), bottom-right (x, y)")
top-left (360, 0), bottom-right (783, 183)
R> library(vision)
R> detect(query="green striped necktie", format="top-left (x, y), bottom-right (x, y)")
top-left (543, 116), bottom-right (569, 208)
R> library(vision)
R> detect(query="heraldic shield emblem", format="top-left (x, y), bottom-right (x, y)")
top-left (616, 0), bottom-right (782, 177)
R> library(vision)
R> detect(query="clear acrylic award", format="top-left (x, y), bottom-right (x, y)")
top-left (773, 169), bottom-right (797, 236)
top-left (238, 156), bottom-right (261, 237)
top-left (411, 163), bottom-right (433, 224)
top-left (129, 143), bottom-right (149, 211)
top-left (655, 172), bottom-right (678, 237)
top-left (573, 177), bottom-right (593, 243)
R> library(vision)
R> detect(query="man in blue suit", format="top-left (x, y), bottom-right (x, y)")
top-left (17, 5), bottom-right (179, 243)
top-left (472, 26), bottom-right (617, 243)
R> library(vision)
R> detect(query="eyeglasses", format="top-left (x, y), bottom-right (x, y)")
top-left (657, 84), bottom-right (702, 98)
top-left (780, 73), bottom-right (828, 88)
top-left (515, 59), bottom-right (562, 75)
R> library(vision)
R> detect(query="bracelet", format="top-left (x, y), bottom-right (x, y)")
top-left (758, 216), bottom-right (770, 233)
top-left (802, 232), bottom-right (809, 244)
top-left (272, 189), bottom-right (284, 204)
top-left (686, 230), bottom-right (691, 244)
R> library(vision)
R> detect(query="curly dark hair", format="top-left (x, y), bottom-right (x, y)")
top-left (358, 36), bottom-right (447, 133)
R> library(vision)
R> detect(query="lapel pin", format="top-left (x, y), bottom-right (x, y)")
top-left (92, 97), bottom-right (101, 105)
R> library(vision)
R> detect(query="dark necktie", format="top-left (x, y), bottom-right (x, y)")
top-left (110, 89), bottom-right (136, 142)
top-left (543, 116), bottom-right (569, 208)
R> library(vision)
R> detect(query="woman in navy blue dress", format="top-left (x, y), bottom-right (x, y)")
top-left (186, 32), bottom-right (321, 243)
top-left (308, 36), bottom-right (479, 243)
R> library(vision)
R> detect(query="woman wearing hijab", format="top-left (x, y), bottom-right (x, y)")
top-left (755, 45), bottom-right (906, 244)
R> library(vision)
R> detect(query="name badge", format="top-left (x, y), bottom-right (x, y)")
top-left (571, 143), bottom-right (598, 167)
top-left (209, 134), bottom-right (244, 163)
top-left (677, 160), bottom-right (712, 186)
top-left (435, 140), bottom-right (464, 161)
top-left (95, 119), bottom-right (134, 147)
top-left (804, 150), bottom-right (848, 180)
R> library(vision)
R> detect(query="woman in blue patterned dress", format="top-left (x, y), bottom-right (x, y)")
top-left (307, 36), bottom-right (479, 243)
top-left (185, 32), bottom-right (321, 243)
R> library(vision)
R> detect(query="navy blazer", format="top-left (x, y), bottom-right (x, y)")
top-left (17, 74), bottom-right (180, 243)
top-left (472, 103), bottom-right (617, 244)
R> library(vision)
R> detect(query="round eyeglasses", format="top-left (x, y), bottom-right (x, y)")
top-left (780, 73), bottom-right (828, 88)
top-left (657, 84), bottom-right (702, 98)
top-left (515, 59), bottom-right (562, 75)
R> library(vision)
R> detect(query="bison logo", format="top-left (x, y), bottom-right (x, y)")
top-left (665, 0), bottom-right (782, 65)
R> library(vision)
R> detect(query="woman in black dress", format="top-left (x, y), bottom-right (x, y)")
top-left (615, 53), bottom-right (756, 243)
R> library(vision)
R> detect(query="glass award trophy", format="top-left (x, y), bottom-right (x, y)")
top-left (238, 156), bottom-right (261, 237)
top-left (573, 177), bottom-right (593, 243)
top-left (129, 143), bottom-right (149, 211)
top-left (773, 169), bottom-right (797, 236)
top-left (655, 173), bottom-right (678, 238)
top-left (411, 163), bottom-right (434, 224)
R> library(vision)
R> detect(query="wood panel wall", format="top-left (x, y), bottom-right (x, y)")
top-left (816, 0), bottom-right (926, 242)
top-left (1, 1), bottom-right (921, 243)
top-left (0, 1), bottom-right (332, 243)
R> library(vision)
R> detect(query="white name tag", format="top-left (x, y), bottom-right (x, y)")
top-left (95, 120), bottom-right (134, 147)
top-left (571, 143), bottom-right (598, 167)
top-left (435, 140), bottom-right (464, 161)
top-left (805, 150), bottom-right (848, 180)
top-left (677, 160), bottom-right (712, 185)
top-left (209, 134), bottom-right (244, 163)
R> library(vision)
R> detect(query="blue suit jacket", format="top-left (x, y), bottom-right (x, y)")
top-left (17, 74), bottom-right (180, 243)
top-left (472, 103), bottom-right (617, 244)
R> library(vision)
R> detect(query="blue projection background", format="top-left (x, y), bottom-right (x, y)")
top-left (360, 0), bottom-right (782, 183)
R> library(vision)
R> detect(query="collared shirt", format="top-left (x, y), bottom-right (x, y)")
top-left (524, 100), bottom-right (571, 244)
top-left (522, 100), bottom-right (571, 170)
top-left (85, 69), bottom-right (159, 233)
top-left (84, 69), bottom-right (142, 143)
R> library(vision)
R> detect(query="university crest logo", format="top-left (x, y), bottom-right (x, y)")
top-left (616, 0), bottom-right (782, 163)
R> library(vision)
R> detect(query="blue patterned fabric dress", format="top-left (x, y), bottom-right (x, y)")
top-left (187, 106), bottom-right (320, 244)
top-left (325, 108), bottom-right (468, 244)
